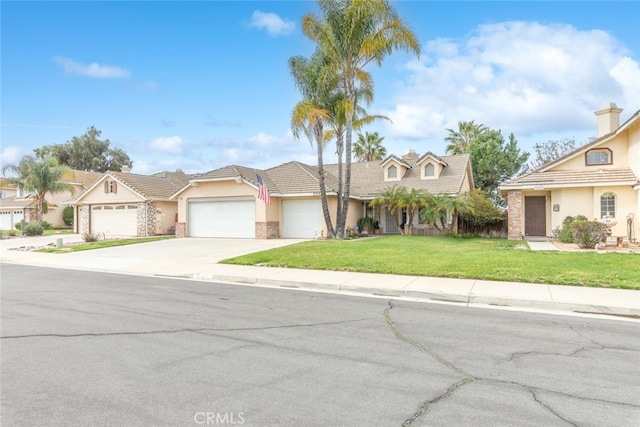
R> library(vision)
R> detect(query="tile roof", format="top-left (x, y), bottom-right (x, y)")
top-left (64, 170), bottom-right (103, 187)
top-left (266, 161), bottom-right (338, 194)
top-left (0, 196), bottom-right (35, 209)
top-left (501, 168), bottom-right (639, 189)
top-left (151, 170), bottom-right (195, 188)
top-left (107, 172), bottom-right (186, 200)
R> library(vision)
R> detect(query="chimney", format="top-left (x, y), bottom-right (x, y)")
top-left (594, 102), bottom-right (623, 137)
top-left (121, 165), bottom-right (131, 173)
top-left (402, 149), bottom-right (419, 161)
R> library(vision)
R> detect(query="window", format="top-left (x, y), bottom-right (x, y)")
top-left (388, 165), bottom-right (397, 179)
top-left (104, 180), bottom-right (117, 193)
top-left (424, 164), bottom-right (435, 177)
top-left (600, 193), bottom-right (616, 218)
top-left (586, 149), bottom-right (612, 165)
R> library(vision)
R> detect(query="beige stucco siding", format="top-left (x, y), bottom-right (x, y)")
top-left (552, 136), bottom-right (628, 171)
top-left (628, 124), bottom-right (640, 177)
top-left (82, 181), bottom-right (144, 203)
top-left (154, 201), bottom-right (178, 234)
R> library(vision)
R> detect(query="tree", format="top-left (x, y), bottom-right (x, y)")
top-left (1, 156), bottom-right (74, 222)
top-left (439, 193), bottom-right (475, 233)
top-left (459, 188), bottom-right (504, 228)
top-left (468, 130), bottom-right (529, 205)
top-left (370, 185), bottom-right (406, 234)
top-left (419, 194), bottom-right (448, 232)
top-left (290, 51), bottom-right (337, 238)
top-left (444, 120), bottom-right (488, 154)
top-left (399, 188), bottom-right (429, 235)
top-left (302, 0), bottom-right (420, 239)
top-left (354, 131), bottom-right (387, 161)
top-left (527, 138), bottom-right (576, 170)
top-left (34, 126), bottom-right (132, 172)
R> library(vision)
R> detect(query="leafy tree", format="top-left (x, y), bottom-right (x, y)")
top-left (459, 189), bottom-right (504, 228)
top-left (354, 131), bottom-right (387, 162)
top-left (290, 51), bottom-right (337, 237)
top-left (34, 126), bottom-right (132, 172)
top-left (527, 138), bottom-right (576, 170)
top-left (1, 156), bottom-right (75, 222)
top-left (468, 130), bottom-right (529, 205)
top-left (444, 120), bottom-right (488, 155)
top-left (302, 0), bottom-right (420, 239)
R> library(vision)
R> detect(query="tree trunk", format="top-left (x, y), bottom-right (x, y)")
top-left (335, 133), bottom-right (344, 238)
top-left (336, 82), bottom-right (355, 238)
top-left (315, 126), bottom-right (335, 238)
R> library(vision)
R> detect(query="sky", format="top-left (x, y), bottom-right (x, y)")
top-left (2, 1), bottom-right (640, 175)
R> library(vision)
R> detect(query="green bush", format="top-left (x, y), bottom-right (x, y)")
top-left (62, 206), bottom-right (74, 226)
top-left (357, 217), bottom-right (374, 233)
top-left (15, 222), bottom-right (23, 231)
top-left (23, 222), bottom-right (44, 236)
top-left (557, 215), bottom-right (589, 244)
top-left (40, 221), bottom-right (53, 230)
top-left (572, 220), bottom-right (609, 249)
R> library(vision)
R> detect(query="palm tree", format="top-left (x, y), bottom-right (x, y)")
top-left (439, 193), bottom-right (475, 233)
top-left (354, 131), bottom-right (387, 162)
top-left (444, 120), bottom-right (489, 154)
top-left (290, 51), bottom-right (337, 238)
top-left (370, 185), bottom-right (405, 233)
top-left (302, 0), bottom-right (420, 238)
top-left (2, 156), bottom-right (74, 222)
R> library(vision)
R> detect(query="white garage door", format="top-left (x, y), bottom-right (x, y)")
top-left (0, 210), bottom-right (23, 230)
top-left (188, 197), bottom-right (255, 238)
top-left (91, 205), bottom-right (138, 237)
top-left (282, 199), bottom-right (322, 238)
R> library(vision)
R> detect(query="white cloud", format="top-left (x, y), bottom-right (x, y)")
top-left (149, 136), bottom-right (184, 153)
top-left (54, 56), bottom-right (131, 79)
top-left (382, 21), bottom-right (640, 143)
top-left (0, 145), bottom-right (25, 166)
top-left (248, 10), bottom-right (295, 36)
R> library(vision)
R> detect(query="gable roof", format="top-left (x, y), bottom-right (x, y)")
top-left (380, 154), bottom-right (412, 169)
top-left (75, 171), bottom-right (185, 203)
top-left (0, 196), bottom-right (35, 209)
top-left (416, 151), bottom-right (448, 166)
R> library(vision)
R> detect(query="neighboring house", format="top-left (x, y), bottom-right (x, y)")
top-left (500, 102), bottom-right (640, 241)
top-left (0, 170), bottom-right (102, 230)
top-left (171, 151), bottom-right (474, 239)
top-left (71, 168), bottom-right (191, 237)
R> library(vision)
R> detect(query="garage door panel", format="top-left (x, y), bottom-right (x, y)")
top-left (188, 199), bottom-right (255, 238)
top-left (282, 200), bottom-right (321, 238)
top-left (92, 205), bottom-right (138, 237)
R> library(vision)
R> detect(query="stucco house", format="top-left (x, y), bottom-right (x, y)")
top-left (171, 150), bottom-right (474, 239)
top-left (500, 103), bottom-right (640, 241)
top-left (0, 170), bottom-right (102, 230)
top-left (71, 168), bottom-right (191, 237)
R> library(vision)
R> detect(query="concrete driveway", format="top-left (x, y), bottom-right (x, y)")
top-left (0, 235), bottom-right (307, 277)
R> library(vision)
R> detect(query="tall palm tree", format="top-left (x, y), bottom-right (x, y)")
top-left (302, 0), bottom-right (420, 238)
top-left (289, 51), bottom-right (337, 238)
top-left (354, 131), bottom-right (387, 162)
top-left (444, 120), bottom-right (489, 154)
top-left (2, 156), bottom-right (74, 222)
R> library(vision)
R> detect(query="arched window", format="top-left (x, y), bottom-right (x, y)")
top-left (424, 164), bottom-right (435, 177)
top-left (600, 193), bottom-right (616, 218)
top-left (388, 165), bottom-right (397, 178)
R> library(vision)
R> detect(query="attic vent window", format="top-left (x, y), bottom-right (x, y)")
top-left (586, 149), bottom-right (612, 166)
top-left (425, 164), bottom-right (435, 177)
top-left (104, 180), bottom-right (118, 193)
top-left (388, 165), bottom-right (397, 179)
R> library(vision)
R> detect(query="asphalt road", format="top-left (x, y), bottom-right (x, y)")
top-left (2, 265), bottom-right (639, 427)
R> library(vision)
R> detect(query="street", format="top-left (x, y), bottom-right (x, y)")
top-left (2, 264), bottom-right (639, 426)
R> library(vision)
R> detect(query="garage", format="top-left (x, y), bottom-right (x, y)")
top-left (188, 197), bottom-right (255, 238)
top-left (0, 210), bottom-right (24, 230)
top-left (282, 199), bottom-right (322, 238)
top-left (91, 204), bottom-right (138, 237)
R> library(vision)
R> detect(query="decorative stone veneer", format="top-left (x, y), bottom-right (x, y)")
top-left (79, 205), bottom-right (90, 234)
top-left (137, 202), bottom-right (158, 237)
top-left (507, 190), bottom-right (523, 240)
top-left (256, 222), bottom-right (279, 239)
top-left (175, 222), bottom-right (186, 238)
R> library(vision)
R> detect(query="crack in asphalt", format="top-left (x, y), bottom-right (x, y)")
top-left (384, 301), bottom-right (475, 426)
top-left (529, 388), bottom-right (579, 426)
top-left (0, 318), bottom-right (370, 340)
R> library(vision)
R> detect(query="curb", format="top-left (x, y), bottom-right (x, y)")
top-left (199, 274), bottom-right (640, 319)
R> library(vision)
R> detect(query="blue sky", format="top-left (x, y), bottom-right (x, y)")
top-left (2, 1), bottom-right (639, 175)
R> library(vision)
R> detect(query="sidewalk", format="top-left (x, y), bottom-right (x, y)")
top-left (1, 235), bottom-right (638, 318)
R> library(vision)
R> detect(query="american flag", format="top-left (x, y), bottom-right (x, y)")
top-left (256, 174), bottom-right (271, 205)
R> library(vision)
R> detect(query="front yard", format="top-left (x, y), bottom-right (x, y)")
top-left (221, 236), bottom-right (640, 290)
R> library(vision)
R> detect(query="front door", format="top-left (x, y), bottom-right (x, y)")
top-left (524, 196), bottom-right (546, 236)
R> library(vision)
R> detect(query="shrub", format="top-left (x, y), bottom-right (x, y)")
top-left (357, 217), bottom-right (374, 233)
top-left (40, 221), bottom-right (53, 230)
top-left (23, 222), bottom-right (44, 236)
top-left (82, 231), bottom-right (103, 242)
top-left (8, 229), bottom-right (16, 237)
top-left (15, 222), bottom-right (23, 231)
top-left (572, 220), bottom-right (609, 249)
top-left (62, 206), bottom-right (74, 226)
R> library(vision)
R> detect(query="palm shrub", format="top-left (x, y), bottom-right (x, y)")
top-left (23, 222), bottom-right (44, 236)
top-left (357, 217), bottom-right (374, 233)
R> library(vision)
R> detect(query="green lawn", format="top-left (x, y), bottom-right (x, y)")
top-left (37, 236), bottom-right (172, 253)
top-left (221, 236), bottom-right (640, 290)
top-left (1, 228), bottom-right (74, 238)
